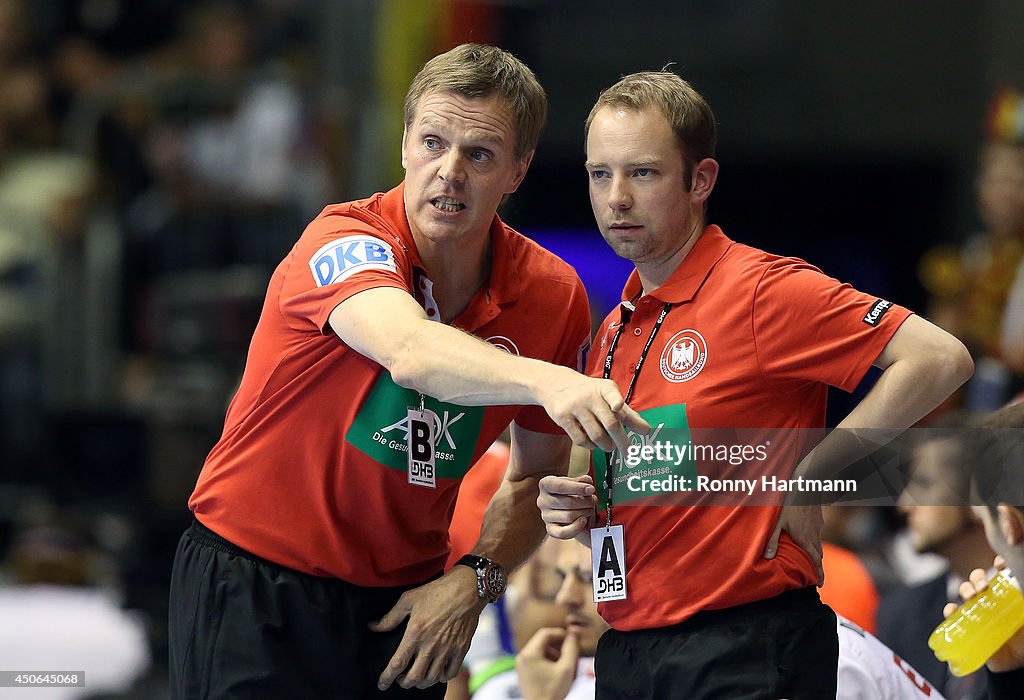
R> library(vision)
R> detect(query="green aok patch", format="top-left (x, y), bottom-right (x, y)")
top-left (594, 403), bottom-right (695, 507)
top-left (346, 372), bottom-right (485, 478)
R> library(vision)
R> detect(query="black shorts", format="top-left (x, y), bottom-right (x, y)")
top-left (595, 587), bottom-right (838, 700)
top-left (168, 519), bottom-right (446, 700)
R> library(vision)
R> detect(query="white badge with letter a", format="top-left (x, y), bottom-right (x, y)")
top-left (406, 407), bottom-right (436, 488)
top-left (591, 525), bottom-right (627, 602)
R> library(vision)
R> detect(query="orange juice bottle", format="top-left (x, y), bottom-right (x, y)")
top-left (928, 569), bottom-right (1024, 676)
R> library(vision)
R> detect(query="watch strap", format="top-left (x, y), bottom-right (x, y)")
top-left (454, 554), bottom-right (504, 602)
top-left (455, 554), bottom-right (492, 572)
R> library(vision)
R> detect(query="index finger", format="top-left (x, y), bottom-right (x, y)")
top-left (559, 630), bottom-right (580, 665)
top-left (607, 420), bottom-right (633, 458)
top-left (616, 404), bottom-right (650, 435)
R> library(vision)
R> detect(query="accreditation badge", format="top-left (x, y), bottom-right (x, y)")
top-left (591, 525), bottom-right (627, 602)
top-left (406, 407), bottom-right (436, 488)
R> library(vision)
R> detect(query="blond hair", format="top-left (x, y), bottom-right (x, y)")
top-left (404, 44), bottom-right (547, 159)
top-left (586, 71), bottom-right (716, 185)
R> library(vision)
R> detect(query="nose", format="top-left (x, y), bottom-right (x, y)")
top-left (555, 570), bottom-right (584, 612)
top-left (438, 149), bottom-right (466, 184)
top-left (608, 175), bottom-right (632, 211)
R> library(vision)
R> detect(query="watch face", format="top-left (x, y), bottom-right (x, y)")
top-left (484, 564), bottom-right (507, 598)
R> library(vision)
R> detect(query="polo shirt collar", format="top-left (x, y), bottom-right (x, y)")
top-left (380, 182), bottom-right (521, 306)
top-left (620, 224), bottom-right (733, 305)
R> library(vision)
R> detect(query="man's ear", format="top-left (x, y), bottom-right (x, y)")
top-left (689, 158), bottom-right (719, 206)
top-left (507, 150), bottom-right (535, 194)
top-left (997, 503), bottom-right (1024, 546)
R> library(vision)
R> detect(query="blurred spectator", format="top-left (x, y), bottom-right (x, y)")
top-left (465, 537), bottom-right (604, 700)
top-left (920, 87), bottom-right (1024, 411)
top-left (0, 521), bottom-right (150, 699)
top-left (822, 505), bottom-right (918, 595)
top-left (0, 0), bottom-right (99, 470)
top-left (990, 88), bottom-right (1024, 379)
top-left (125, 0), bottom-right (318, 279)
top-left (876, 424), bottom-right (994, 699)
top-left (511, 537), bottom-right (605, 700)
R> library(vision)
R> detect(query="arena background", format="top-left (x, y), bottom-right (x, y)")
top-left (0, 0), bottom-right (1021, 696)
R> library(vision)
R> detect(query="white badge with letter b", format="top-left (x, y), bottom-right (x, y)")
top-left (407, 407), bottom-right (436, 488)
top-left (591, 525), bottom-right (627, 602)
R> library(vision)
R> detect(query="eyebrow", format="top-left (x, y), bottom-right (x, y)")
top-left (417, 118), bottom-right (505, 147)
top-left (585, 157), bottom-right (662, 169)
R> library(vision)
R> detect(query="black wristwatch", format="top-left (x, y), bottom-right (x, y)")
top-left (454, 554), bottom-right (507, 603)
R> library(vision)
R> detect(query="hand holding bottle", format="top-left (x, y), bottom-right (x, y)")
top-left (934, 557), bottom-right (1024, 675)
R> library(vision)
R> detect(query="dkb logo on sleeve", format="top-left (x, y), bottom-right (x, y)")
top-left (308, 235), bottom-right (397, 287)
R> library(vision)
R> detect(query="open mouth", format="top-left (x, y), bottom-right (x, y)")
top-left (432, 197), bottom-right (465, 213)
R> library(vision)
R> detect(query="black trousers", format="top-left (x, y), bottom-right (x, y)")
top-left (169, 520), bottom-right (446, 700)
top-left (595, 587), bottom-right (838, 700)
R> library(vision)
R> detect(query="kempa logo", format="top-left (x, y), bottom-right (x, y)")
top-left (659, 329), bottom-right (708, 383)
top-left (378, 410), bottom-right (466, 451)
top-left (863, 299), bottom-right (893, 327)
top-left (308, 235), bottom-right (396, 287)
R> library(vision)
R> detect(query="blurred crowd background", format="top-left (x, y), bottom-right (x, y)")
top-left (0, 1), bottom-right (1022, 697)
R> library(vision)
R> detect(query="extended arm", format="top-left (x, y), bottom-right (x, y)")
top-left (329, 287), bottom-right (647, 452)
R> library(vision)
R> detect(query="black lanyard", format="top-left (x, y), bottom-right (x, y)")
top-left (600, 301), bottom-right (672, 526)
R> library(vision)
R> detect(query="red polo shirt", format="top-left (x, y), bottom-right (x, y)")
top-left (590, 225), bottom-right (911, 630)
top-left (190, 184), bottom-right (590, 586)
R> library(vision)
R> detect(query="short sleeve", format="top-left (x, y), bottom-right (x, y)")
top-left (514, 279), bottom-right (593, 434)
top-left (752, 259), bottom-right (912, 392)
top-left (278, 216), bottom-right (412, 334)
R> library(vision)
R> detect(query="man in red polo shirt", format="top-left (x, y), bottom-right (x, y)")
top-left (168, 44), bottom-right (647, 699)
top-left (538, 71), bottom-right (973, 698)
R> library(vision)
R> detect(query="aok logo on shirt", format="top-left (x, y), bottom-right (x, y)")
top-left (593, 403), bottom-right (695, 507)
top-left (308, 235), bottom-right (397, 287)
top-left (346, 372), bottom-right (484, 478)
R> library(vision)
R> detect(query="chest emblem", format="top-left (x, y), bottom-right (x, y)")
top-left (659, 329), bottom-right (708, 383)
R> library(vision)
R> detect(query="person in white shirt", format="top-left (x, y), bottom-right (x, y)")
top-left (470, 537), bottom-right (606, 700)
top-left (838, 615), bottom-right (945, 700)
